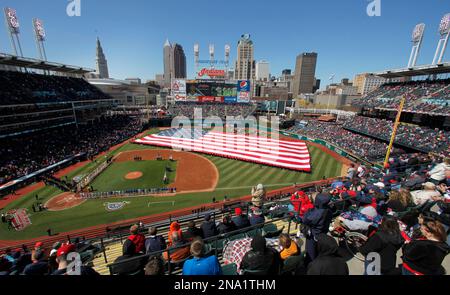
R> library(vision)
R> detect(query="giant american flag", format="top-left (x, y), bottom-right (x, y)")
top-left (134, 129), bottom-right (311, 172)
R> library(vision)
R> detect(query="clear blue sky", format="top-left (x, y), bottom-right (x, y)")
top-left (0, 0), bottom-right (449, 86)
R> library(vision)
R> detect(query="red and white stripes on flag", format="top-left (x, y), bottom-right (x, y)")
top-left (134, 131), bottom-right (311, 172)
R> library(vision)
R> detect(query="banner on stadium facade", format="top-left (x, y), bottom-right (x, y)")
top-left (237, 80), bottom-right (251, 103)
top-left (171, 79), bottom-right (187, 101)
top-left (4, 8), bottom-right (20, 34)
top-left (33, 18), bottom-right (46, 41)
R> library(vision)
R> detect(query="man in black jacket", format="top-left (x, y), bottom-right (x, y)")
top-left (201, 214), bottom-right (218, 239)
top-left (184, 221), bottom-right (203, 240)
top-left (240, 235), bottom-right (281, 275)
top-left (112, 240), bottom-right (146, 275)
top-left (145, 227), bottom-right (167, 254)
top-left (307, 234), bottom-right (349, 275)
top-left (232, 207), bottom-right (250, 230)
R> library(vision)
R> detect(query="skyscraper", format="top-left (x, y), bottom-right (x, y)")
top-left (255, 60), bottom-right (270, 81)
top-left (292, 52), bottom-right (318, 96)
top-left (96, 37), bottom-right (109, 79)
top-left (234, 34), bottom-right (255, 81)
top-left (163, 39), bottom-right (187, 88)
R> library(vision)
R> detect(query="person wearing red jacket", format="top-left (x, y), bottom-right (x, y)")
top-left (128, 224), bottom-right (145, 253)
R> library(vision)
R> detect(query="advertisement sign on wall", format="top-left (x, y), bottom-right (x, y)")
top-left (237, 80), bottom-right (251, 103)
top-left (171, 79), bottom-right (187, 101)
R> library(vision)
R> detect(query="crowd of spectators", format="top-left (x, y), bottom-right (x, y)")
top-left (287, 120), bottom-right (402, 161)
top-left (0, 115), bottom-right (143, 185)
top-left (352, 79), bottom-right (450, 115)
top-left (169, 102), bottom-right (256, 119)
top-left (343, 116), bottom-right (450, 157)
top-left (0, 70), bottom-right (112, 105)
top-left (0, 238), bottom-right (101, 275)
top-left (72, 152), bottom-right (449, 276)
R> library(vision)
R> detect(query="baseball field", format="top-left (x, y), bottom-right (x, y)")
top-left (0, 129), bottom-right (346, 241)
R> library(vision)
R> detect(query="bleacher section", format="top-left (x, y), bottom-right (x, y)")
top-left (352, 79), bottom-right (450, 116)
top-left (0, 70), bottom-right (112, 105)
top-left (169, 102), bottom-right (256, 119)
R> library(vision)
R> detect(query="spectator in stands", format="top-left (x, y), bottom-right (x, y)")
top-left (112, 239), bottom-right (146, 275)
top-left (240, 235), bottom-right (282, 275)
top-left (232, 207), bottom-right (250, 230)
top-left (163, 232), bottom-right (190, 262)
top-left (217, 214), bottom-right (236, 234)
top-left (386, 189), bottom-right (413, 213)
top-left (360, 216), bottom-right (405, 275)
top-left (128, 224), bottom-right (145, 254)
top-left (145, 227), bottom-right (167, 254)
top-left (338, 198), bottom-right (380, 232)
top-left (184, 221), bottom-right (203, 240)
top-left (144, 256), bottom-right (165, 275)
top-left (278, 234), bottom-right (300, 260)
top-left (347, 164), bottom-right (357, 179)
top-left (52, 243), bottom-right (99, 275)
top-left (402, 220), bottom-right (450, 275)
top-left (411, 182), bottom-right (443, 206)
top-left (249, 208), bottom-right (265, 226)
top-left (306, 234), bottom-right (349, 275)
top-left (428, 158), bottom-right (450, 185)
top-left (302, 193), bottom-right (333, 264)
top-left (182, 239), bottom-right (222, 275)
top-left (168, 221), bottom-right (183, 246)
top-left (22, 249), bottom-right (49, 275)
top-left (201, 214), bottom-right (218, 239)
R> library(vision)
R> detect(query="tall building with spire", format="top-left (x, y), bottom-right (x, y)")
top-left (163, 39), bottom-right (186, 88)
top-left (96, 37), bottom-right (109, 79)
top-left (234, 34), bottom-right (255, 81)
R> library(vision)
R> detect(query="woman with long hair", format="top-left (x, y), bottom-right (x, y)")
top-left (401, 220), bottom-right (450, 275)
top-left (360, 216), bottom-right (405, 275)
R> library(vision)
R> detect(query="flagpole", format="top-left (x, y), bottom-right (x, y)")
top-left (384, 96), bottom-right (406, 168)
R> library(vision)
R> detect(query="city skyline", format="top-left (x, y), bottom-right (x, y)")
top-left (0, 0), bottom-right (448, 87)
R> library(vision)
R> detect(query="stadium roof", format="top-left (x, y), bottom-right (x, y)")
top-left (0, 53), bottom-right (94, 74)
top-left (372, 63), bottom-right (450, 78)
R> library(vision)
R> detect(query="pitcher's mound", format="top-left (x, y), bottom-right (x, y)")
top-left (125, 171), bottom-right (143, 180)
top-left (46, 193), bottom-right (85, 211)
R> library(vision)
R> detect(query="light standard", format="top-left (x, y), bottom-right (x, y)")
top-left (327, 74), bottom-right (335, 113)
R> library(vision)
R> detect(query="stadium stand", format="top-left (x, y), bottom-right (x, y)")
top-left (0, 115), bottom-right (143, 187)
top-left (352, 79), bottom-right (450, 116)
top-left (342, 116), bottom-right (450, 157)
top-left (1, 152), bottom-right (449, 276)
top-left (169, 102), bottom-right (256, 119)
top-left (0, 70), bottom-right (111, 105)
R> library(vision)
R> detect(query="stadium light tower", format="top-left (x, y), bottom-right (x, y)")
top-left (33, 18), bottom-right (47, 61)
top-left (209, 44), bottom-right (215, 69)
top-left (225, 44), bottom-right (230, 78)
top-left (194, 43), bottom-right (199, 77)
top-left (4, 7), bottom-right (23, 57)
top-left (432, 13), bottom-right (450, 65)
top-left (408, 23), bottom-right (425, 68)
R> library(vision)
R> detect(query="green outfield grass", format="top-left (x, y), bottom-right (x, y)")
top-left (91, 160), bottom-right (177, 192)
top-left (0, 131), bottom-right (343, 240)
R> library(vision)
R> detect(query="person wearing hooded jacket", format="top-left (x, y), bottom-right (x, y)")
top-left (113, 239), bottom-right (147, 275)
top-left (240, 235), bottom-right (282, 275)
top-left (302, 193), bottom-right (333, 264)
top-left (360, 216), bottom-right (405, 275)
top-left (306, 234), bottom-right (349, 275)
top-left (201, 213), bottom-right (218, 238)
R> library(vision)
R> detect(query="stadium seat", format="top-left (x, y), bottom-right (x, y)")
top-left (222, 263), bottom-right (238, 275)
